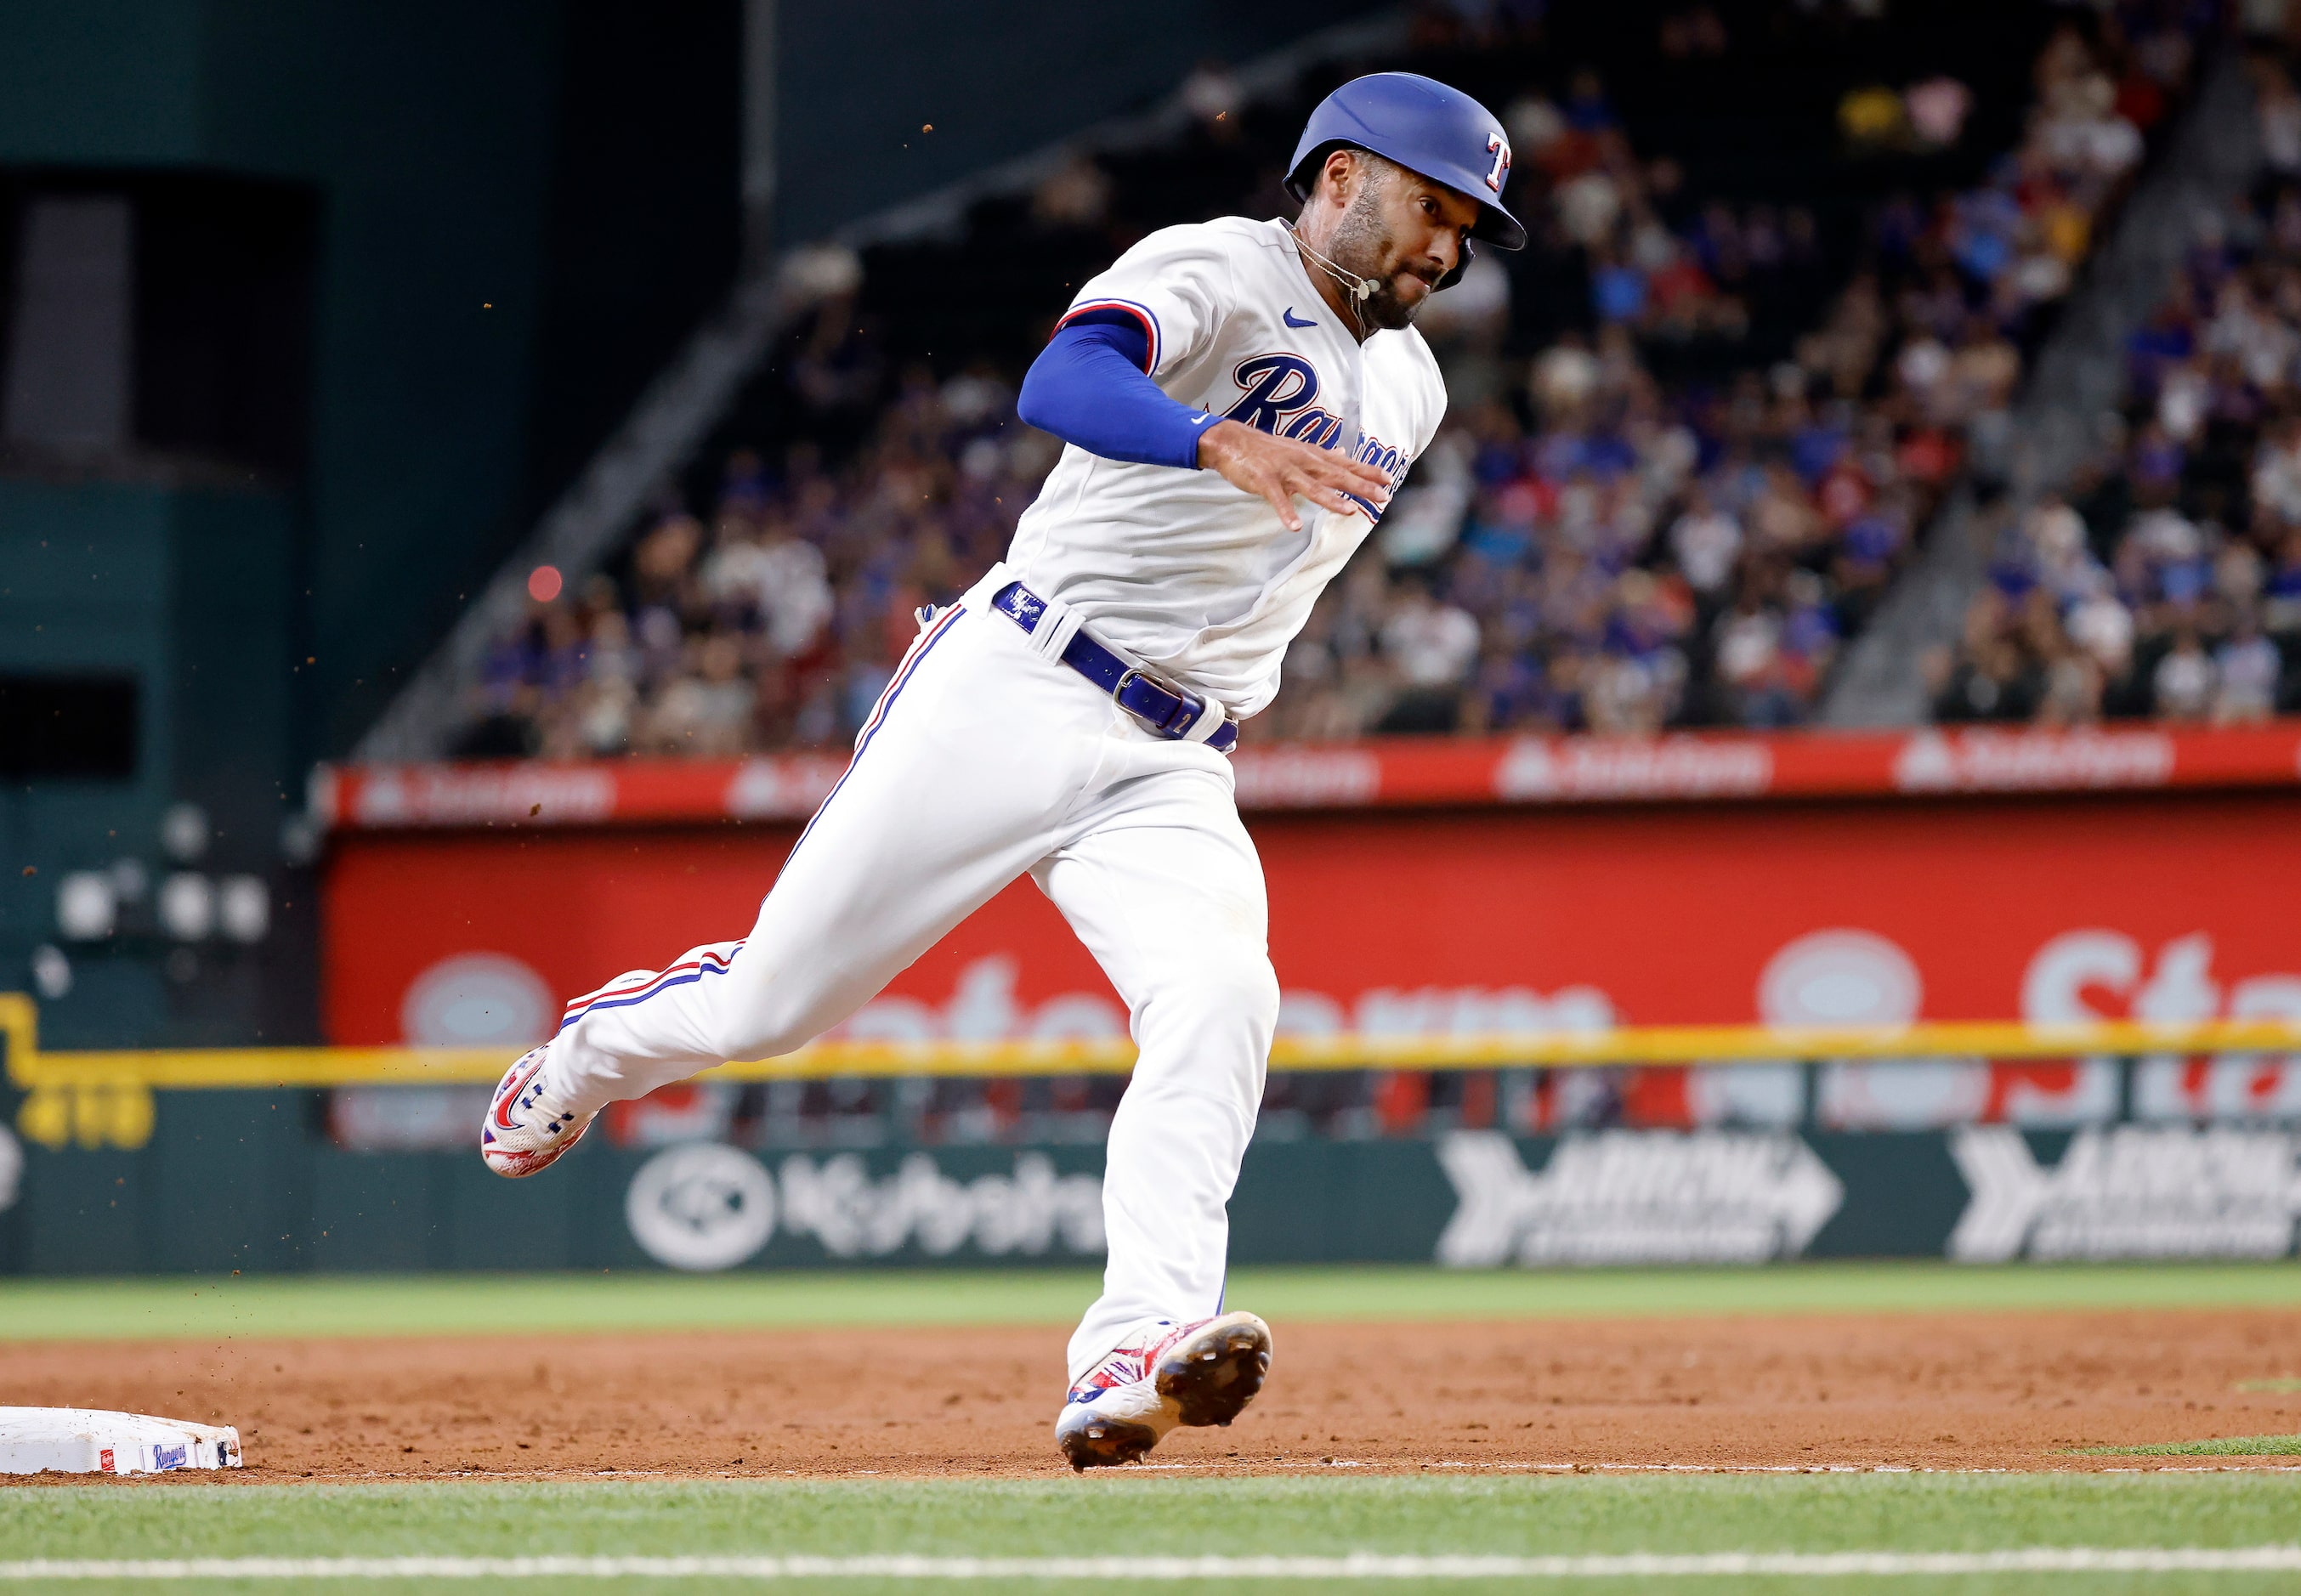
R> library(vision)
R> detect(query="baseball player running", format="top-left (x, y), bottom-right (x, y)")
top-left (481, 73), bottom-right (1524, 1470)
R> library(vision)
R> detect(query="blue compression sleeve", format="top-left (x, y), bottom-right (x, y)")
top-left (1016, 315), bottom-right (1216, 470)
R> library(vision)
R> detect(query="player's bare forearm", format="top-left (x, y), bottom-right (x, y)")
top-left (1197, 419), bottom-right (1392, 532)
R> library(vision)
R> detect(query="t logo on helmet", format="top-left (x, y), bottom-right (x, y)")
top-left (1283, 73), bottom-right (1528, 261)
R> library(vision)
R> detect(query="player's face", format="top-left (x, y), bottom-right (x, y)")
top-left (1333, 164), bottom-right (1482, 331)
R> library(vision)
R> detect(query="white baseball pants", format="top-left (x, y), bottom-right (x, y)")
top-left (544, 569), bottom-right (1277, 1382)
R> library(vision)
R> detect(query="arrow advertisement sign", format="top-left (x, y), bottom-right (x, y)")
top-left (1947, 1126), bottom-right (2301, 1261)
top-left (1436, 1129), bottom-right (1845, 1266)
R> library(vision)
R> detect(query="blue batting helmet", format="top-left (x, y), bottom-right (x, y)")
top-left (1284, 72), bottom-right (1528, 269)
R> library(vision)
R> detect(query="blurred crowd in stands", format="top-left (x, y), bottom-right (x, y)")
top-left (1930, 53), bottom-right (2301, 725)
top-left (457, 1), bottom-right (2230, 761)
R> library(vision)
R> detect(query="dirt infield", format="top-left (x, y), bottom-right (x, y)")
top-left (5, 1307), bottom-right (2298, 1480)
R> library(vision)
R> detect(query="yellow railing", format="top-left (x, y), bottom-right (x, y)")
top-left (6, 990), bottom-right (2299, 1149)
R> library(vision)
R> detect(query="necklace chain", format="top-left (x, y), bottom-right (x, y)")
top-left (1288, 223), bottom-right (1369, 339)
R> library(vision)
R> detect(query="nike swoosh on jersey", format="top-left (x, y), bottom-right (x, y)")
top-left (1282, 307), bottom-right (1317, 328)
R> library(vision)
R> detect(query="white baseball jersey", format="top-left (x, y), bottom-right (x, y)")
top-left (536, 213), bottom-right (1459, 1398)
top-left (1005, 216), bottom-right (1448, 717)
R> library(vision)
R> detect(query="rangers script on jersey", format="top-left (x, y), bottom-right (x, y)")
top-left (1004, 216), bottom-right (1448, 716)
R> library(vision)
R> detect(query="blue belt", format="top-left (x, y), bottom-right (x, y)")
top-left (989, 580), bottom-right (1238, 754)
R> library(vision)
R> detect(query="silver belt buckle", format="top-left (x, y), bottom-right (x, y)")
top-left (1111, 664), bottom-right (1193, 737)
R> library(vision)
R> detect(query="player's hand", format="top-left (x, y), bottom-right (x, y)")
top-left (1197, 420), bottom-right (1393, 532)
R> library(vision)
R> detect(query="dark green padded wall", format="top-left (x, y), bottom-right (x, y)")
top-left (0, 480), bottom-right (298, 1045)
top-left (0, 0), bottom-right (564, 761)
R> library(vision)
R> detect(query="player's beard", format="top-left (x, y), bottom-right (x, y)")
top-left (1328, 182), bottom-right (1437, 333)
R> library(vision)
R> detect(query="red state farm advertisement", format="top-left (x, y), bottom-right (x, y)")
top-left (324, 790), bottom-right (2301, 1128)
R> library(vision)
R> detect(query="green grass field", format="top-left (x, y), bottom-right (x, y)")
top-left (5, 1259), bottom-right (2300, 1342)
top-left (2076, 1436), bottom-right (2301, 1457)
top-left (4, 1475), bottom-right (2301, 1593)
top-left (5, 1263), bottom-right (2300, 1591)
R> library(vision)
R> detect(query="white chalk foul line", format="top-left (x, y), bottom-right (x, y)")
top-left (2, 1550), bottom-right (2300, 1579)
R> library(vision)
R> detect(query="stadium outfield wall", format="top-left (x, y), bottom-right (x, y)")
top-left (3, 721), bottom-right (2298, 1276)
top-left (317, 722), bottom-right (2301, 1063)
top-left (14, 1106), bottom-right (2292, 1276)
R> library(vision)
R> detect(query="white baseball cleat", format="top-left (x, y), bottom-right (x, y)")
top-left (479, 1047), bottom-right (596, 1178)
top-left (1055, 1310), bottom-right (1272, 1471)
